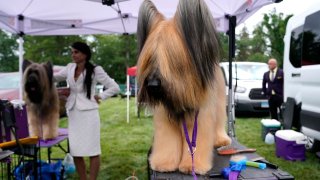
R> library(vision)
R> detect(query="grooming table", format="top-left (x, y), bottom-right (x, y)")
top-left (38, 128), bottom-right (69, 163)
top-left (0, 150), bottom-right (14, 180)
top-left (149, 138), bottom-right (294, 180)
top-left (38, 128), bottom-right (68, 148)
top-left (0, 128), bottom-right (68, 179)
top-left (0, 150), bottom-right (14, 160)
top-left (1, 128), bottom-right (68, 154)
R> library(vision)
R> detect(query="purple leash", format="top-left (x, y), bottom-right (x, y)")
top-left (182, 111), bottom-right (199, 180)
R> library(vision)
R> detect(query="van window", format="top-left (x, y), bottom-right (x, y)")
top-left (302, 10), bottom-right (320, 66)
top-left (56, 80), bottom-right (68, 88)
top-left (233, 64), bottom-right (267, 80)
top-left (289, 26), bottom-right (303, 68)
top-left (223, 63), bottom-right (268, 82)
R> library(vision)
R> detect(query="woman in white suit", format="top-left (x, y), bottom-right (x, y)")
top-left (54, 42), bottom-right (120, 180)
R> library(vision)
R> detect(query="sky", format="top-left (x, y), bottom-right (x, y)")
top-left (236, 0), bottom-right (319, 34)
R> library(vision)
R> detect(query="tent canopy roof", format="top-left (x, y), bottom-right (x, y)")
top-left (0, 0), bottom-right (281, 36)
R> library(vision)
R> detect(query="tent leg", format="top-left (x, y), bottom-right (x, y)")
top-left (127, 75), bottom-right (130, 123)
top-left (227, 15), bottom-right (236, 138)
top-left (135, 76), bottom-right (138, 118)
top-left (18, 36), bottom-right (24, 101)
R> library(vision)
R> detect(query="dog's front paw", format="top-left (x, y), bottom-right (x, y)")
top-left (149, 156), bottom-right (179, 172)
top-left (178, 159), bottom-right (192, 174)
top-left (179, 159), bottom-right (211, 175)
top-left (214, 135), bottom-right (231, 148)
top-left (42, 131), bottom-right (58, 140)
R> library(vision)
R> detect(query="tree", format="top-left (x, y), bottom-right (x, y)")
top-left (0, 33), bottom-right (137, 83)
top-left (249, 25), bottom-right (269, 62)
top-left (23, 35), bottom-right (84, 65)
top-left (236, 26), bottom-right (251, 61)
top-left (0, 30), bottom-right (18, 71)
top-left (92, 34), bottom-right (137, 83)
top-left (233, 12), bottom-right (292, 65)
top-left (260, 11), bottom-right (293, 67)
top-left (218, 32), bottom-right (229, 62)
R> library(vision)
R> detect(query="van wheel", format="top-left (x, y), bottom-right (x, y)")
top-left (305, 137), bottom-right (320, 152)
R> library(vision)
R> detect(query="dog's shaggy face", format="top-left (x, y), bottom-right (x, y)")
top-left (23, 60), bottom-right (54, 104)
top-left (137, 0), bottom-right (221, 119)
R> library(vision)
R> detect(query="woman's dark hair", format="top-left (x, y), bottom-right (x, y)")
top-left (71, 42), bottom-right (95, 99)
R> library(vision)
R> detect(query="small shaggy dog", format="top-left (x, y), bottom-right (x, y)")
top-left (137, 0), bottom-right (231, 175)
top-left (23, 60), bottom-right (59, 140)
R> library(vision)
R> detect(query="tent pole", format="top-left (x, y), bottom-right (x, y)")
top-left (18, 14), bottom-right (25, 101)
top-left (127, 74), bottom-right (130, 123)
top-left (18, 36), bottom-right (24, 101)
top-left (124, 33), bottom-right (131, 123)
top-left (135, 76), bottom-right (138, 117)
top-left (227, 15), bottom-right (236, 138)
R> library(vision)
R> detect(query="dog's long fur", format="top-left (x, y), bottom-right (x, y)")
top-left (23, 60), bottom-right (59, 140)
top-left (137, 0), bottom-right (231, 174)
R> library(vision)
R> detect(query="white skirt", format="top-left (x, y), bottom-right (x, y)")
top-left (67, 107), bottom-right (101, 157)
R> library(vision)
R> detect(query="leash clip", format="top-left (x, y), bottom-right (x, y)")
top-left (188, 147), bottom-right (197, 155)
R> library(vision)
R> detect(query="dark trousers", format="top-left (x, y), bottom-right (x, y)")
top-left (268, 95), bottom-right (283, 120)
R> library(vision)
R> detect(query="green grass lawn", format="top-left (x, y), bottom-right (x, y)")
top-left (48, 97), bottom-right (320, 179)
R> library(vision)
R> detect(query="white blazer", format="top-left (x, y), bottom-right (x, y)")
top-left (54, 63), bottom-right (120, 111)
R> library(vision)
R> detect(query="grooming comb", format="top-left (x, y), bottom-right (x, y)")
top-left (217, 148), bottom-right (256, 155)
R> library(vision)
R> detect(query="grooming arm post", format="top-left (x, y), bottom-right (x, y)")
top-left (227, 15), bottom-right (237, 138)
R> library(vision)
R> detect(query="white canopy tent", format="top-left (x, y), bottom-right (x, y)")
top-left (0, 0), bottom-right (282, 134)
top-left (0, 0), bottom-right (280, 35)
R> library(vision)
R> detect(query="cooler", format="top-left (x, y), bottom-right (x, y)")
top-left (275, 129), bottom-right (306, 161)
top-left (261, 119), bottom-right (281, 141)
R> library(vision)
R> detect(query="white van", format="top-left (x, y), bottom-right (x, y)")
top-left (220, 62), bottom-right (269, 114)
top-left (283, 3), bottom-right (320, 151)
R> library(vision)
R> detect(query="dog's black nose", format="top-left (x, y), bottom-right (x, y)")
top-left (147, 78), bottom-right (161, 87)
top-left (146, 77), bottom-right (162, 97)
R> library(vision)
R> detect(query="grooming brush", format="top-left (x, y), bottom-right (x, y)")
top-left (254, 159), bottom-right (278, 169)
top-left (218, 147), bottom-right (256, 155)
top-left (230, 155), bottom-right (266, 169)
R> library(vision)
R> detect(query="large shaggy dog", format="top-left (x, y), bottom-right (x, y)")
top-left (137, 0), bottom-right (231, 175)
top-left (23, 60), bottom-right (59, 140)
